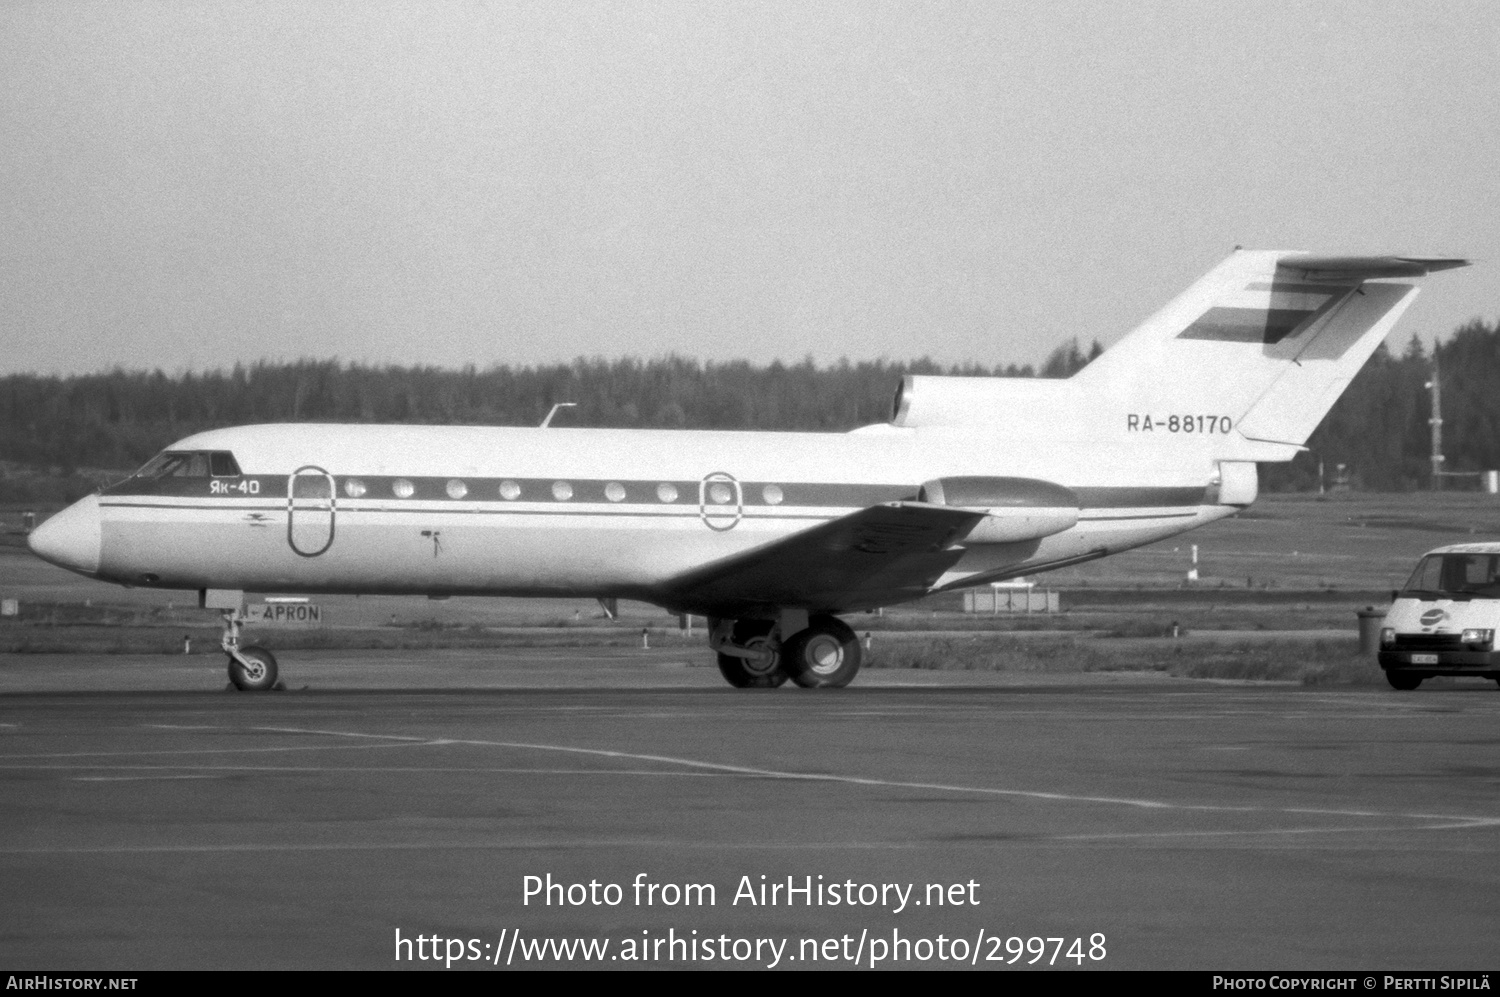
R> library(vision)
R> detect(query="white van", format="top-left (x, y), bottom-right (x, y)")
top-left (1379, 543), bottom-right (1500, 690)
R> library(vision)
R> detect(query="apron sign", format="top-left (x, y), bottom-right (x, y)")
top-left (245, 603), bottom-right (323, 626)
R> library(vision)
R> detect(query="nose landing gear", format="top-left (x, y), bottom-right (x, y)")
top-left (219, 609), bottom-right (282, 692)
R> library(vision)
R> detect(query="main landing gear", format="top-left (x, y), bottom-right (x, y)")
top-left (219, 609), bottom-right (281, 692)
top-left (709, 614), bottom-right (863, 689)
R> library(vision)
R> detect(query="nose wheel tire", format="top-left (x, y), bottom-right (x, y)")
top-left (229, 645), bottom-right (279, 692)
top-left (783, 616), bottom-right (861, 689)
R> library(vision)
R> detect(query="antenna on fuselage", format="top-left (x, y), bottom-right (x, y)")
top-left (540, 402), bottom-right (577, 428)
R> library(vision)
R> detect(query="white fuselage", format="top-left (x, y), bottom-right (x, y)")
top-left (54, 421), bottom-right (1244, 611)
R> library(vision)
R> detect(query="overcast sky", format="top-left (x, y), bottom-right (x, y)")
top-left (2, 1), bottom-right (1496, 376)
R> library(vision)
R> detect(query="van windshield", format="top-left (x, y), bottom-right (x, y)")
top-left (1401, 553), bottom-right (1500, 599)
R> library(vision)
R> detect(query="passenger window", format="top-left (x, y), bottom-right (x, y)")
top-left (293, 475), bottom-right (332, 499)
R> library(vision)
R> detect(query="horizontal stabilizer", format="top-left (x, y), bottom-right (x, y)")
top-left (1282, 255), bottom-right (1471, 281)
top-left (655, 502), bottom-right (985, 618)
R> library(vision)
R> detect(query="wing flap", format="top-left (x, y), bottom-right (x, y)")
top-left (655, 502), bottom-right (986, 618)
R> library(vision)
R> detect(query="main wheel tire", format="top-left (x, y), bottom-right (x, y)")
top-left (715, 621), bottom-right (787, 688)
top-left (783, 615), bottom-right (861, 689)
top-left (1386, 671), bottom-right (1422, 691)
top-left (229, 645), bottom-right (279, 692)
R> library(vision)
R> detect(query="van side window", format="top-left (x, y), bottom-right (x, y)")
top-left (1469, 555), bottom-right (1500, 593)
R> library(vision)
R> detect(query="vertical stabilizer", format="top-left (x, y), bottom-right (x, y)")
top-left (1073, 251), bottom-right (1467, 450)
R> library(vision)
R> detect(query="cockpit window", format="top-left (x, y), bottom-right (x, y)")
top-left (209, 452), bottom-right (241, 476)
top-left (1402, 553), bottom-right (1500, 598)
top-left (133, 450), bottom-right (241, 479)
top-left (133, 453), bottom-right (192, 479)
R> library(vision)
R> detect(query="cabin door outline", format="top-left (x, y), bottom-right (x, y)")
top-left (698, 471), bottom-right (744, 532)
top-left (287, 465), bottom-right (337, 557)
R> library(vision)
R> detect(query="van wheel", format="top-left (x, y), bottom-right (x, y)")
top-left (1386, 672), bottom-right (1422, 691)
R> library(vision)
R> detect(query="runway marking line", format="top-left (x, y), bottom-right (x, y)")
top-left (2, 741), bottom-right (432, 759)
top-left (253, 724), bottom-right (1500, 834)
top-left (4, 764), bottom-right (726, 777)
top-left (0, 839), bottom-right (936, 856)
top-left (7, 718), bottom-right (1497, 849)
top-left (71, 774), bottom-right (221, 782)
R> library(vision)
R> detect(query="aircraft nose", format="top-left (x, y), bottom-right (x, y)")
top-left (27, 494), bottom-right (102, 575)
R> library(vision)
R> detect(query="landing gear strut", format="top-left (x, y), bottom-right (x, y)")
top-left (220, 609), bottom-right (280, 692)
top-left (711, 619), bottom-right (788, 688)
top-left (709, 614), bottom-right (862, 689)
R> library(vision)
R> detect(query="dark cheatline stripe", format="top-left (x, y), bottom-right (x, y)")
top-left (97, 501), bottom-right (840, 523)
top-left (103, 481), bottom-right (1208, 512)
top-left (105, 476), bottom-right (282, 498)
top-left (103, 475), bottom-right (916, 509)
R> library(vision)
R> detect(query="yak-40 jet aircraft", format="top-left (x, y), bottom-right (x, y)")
top-left (29, 250), bottom-right (1468, 691)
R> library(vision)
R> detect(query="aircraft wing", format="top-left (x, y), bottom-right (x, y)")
top-left (655, 502), bottom-right (987, 618)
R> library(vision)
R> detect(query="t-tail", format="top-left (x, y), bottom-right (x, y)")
top-left (891, 250), bottom-right (1469, 463)
top-left (1073, 251), bottom-right (1469, 456)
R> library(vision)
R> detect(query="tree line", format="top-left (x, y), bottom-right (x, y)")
top-left (2, 323), bottom-right (1496, 503)
top-left (1286, 320), bottom-right (1500, 492)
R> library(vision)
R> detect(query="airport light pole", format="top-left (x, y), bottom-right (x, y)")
top-left (1426, 348), bottom-right (1444, 491)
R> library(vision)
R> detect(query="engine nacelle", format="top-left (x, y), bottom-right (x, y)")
top-left (918, 476), bottom-right (1080, 544)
